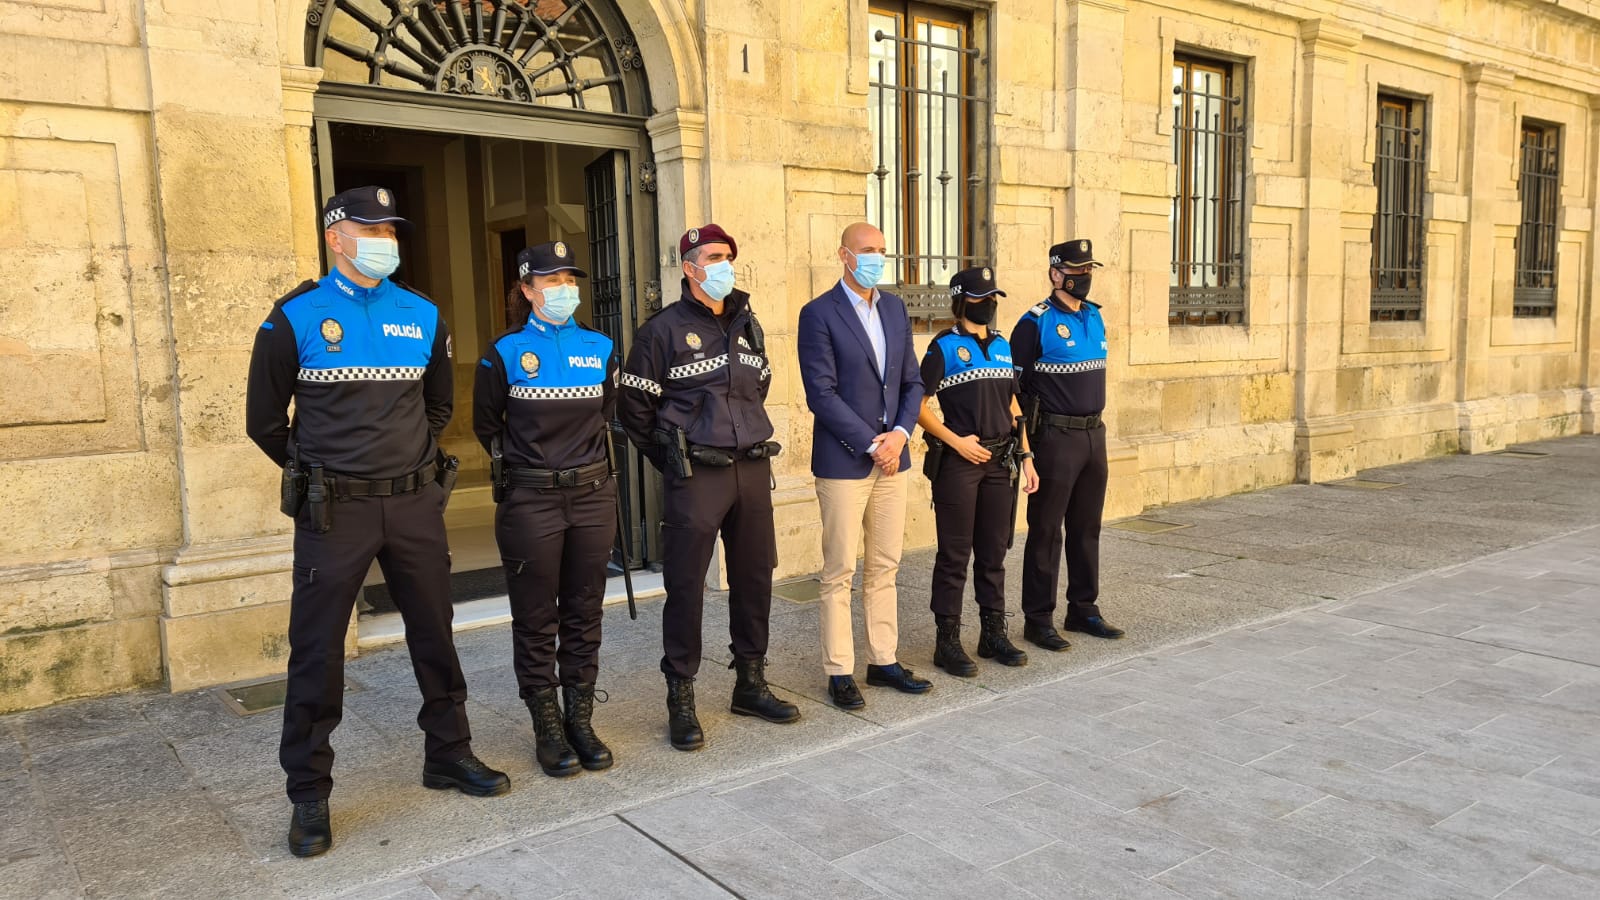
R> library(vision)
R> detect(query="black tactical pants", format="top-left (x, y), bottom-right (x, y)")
top-left (1021, 423), bottom-right (1108, 627)
top-left (659, 456), bottom-right (775, 679)
top-left (280, 483), bottom-right (470, 802)
top-left (497, 476), bottom-right (615, 694)
top-left (930, 453), bottom-right (1014, 617)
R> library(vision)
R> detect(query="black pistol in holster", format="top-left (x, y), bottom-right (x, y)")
top-left (489, 435), bottom-right (507, 503)
top-left (1006, 414), bottom-right (1027, 550)
top-left (921, 436), bottom-right (946, 482)
top-left (305, 464), bottom-right (332, 534)
top-left (655, 427), bottom-right (693, 479)
top-left (436, 450), bottom-right (460, 504)
top-left (280, 455), bottom-right (307, 518)
top-left (1023, 394), bottom-right (1042, 438)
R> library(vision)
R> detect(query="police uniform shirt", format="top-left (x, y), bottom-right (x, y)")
top-left (920, 325), bottom-right (1019, 442)
top-left (618, 282), bottom-right (774, 455)
top-left (472, 315), bottom-right (618, 469)
top-left (247, 269), bottom-right (451, 479)
top-left (1011, 297), bottom-right (1107, 416)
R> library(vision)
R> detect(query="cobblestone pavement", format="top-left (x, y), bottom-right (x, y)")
top-left (3, 437), bottom-right (1598, 899)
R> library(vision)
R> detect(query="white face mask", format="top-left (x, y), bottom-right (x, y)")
top-left (339, 234), bottom-right (400, 280)
top-left (537, 283), bottom-right (581, 322)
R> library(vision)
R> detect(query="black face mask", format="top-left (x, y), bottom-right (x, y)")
top-left (1061, 272), bottom-right (1092, 300)
top-left (963, 298), bottom-right (997, 325)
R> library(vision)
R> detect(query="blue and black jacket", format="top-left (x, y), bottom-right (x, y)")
top-left (1011, 295), bottom-right (1108, 416)
top-left (472, 314), bottom-right (618, 470)
top-left (920, 324), bottom-right (1019, 442)
top-left (246, 269), bottom-right (451, 480)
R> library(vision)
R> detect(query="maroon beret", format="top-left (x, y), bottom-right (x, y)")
top-left (679, 223), bottom-right (738, 260)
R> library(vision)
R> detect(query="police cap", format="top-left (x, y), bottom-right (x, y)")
top-left (321, 185), bottom-right (412, 235)
top-left (679, 223), bottom-right (739, 260)
top-left (1049, 238), bottom-right (1104, 268)
top-left (949, 265), bottom-right (1007, 299)
top-left (517, 241), bottom-right (589, 279)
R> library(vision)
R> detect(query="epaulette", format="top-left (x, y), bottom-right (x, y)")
top-left (488, 323), bottom-right (524, 348)
top-left (390, 278), bottom-right (439, 307)
top-left (1027, 300), bottom-right (1050, 317)
top-left (1085, 299), bottom-right (1103, 309)
top-left (272, 279), bottom-right (319, 309)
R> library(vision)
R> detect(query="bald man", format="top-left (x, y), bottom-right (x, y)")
top-left (797, 223), bottom-right (930, 709)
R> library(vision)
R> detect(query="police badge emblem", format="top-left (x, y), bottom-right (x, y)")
top-left (956, 346), bottom-right (972, 363)
top-left (554, 241), bottom-right (568, 258)
top-left (686, 332), bottom-right (702, 350)
top-left (376, 189), bottom-right (391, 207)
top-left (320, 318), bottom-right (343, 344)
top-left (520, 351), bottom-right (540, 376)
top-left (982, 267), bottom-right (992, 280)
top-left (1057, 323), bottom-right (1070, 339)
top-left (688, 228), bottom-right (700, 244)
top-left (1079, 240), bottom-right (1089, 253)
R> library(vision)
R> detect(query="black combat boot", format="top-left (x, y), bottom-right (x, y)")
top-left (933, 614), bottom-right (978, 677)
top-left (562, 683), bottom-right (614, 771)
top-left (729, 658), bottom-right (801, 723)
top-left (526, 687), bottom-right (581, 777)
top-left (287, 799), bottom-right (332, 858)
top-left (666, 675), bottom-right (705, 751)
top-left (977, 610), bottom-right (1029, 667)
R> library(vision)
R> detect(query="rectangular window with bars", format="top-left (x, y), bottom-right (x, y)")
top-left (868, 1), bottom-right (988, 327)
top-left (1371, 94), bottom-right (1427, 322)
top-left (1170, 53), bottom-right (1247, 326)
top-left (1514, 120), bottom-right (1561, 318)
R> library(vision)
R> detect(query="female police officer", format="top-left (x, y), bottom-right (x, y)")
top-left (473, 241), bottom-right (619, 777)
top-left (917, 266), bottom-right (1039, 676)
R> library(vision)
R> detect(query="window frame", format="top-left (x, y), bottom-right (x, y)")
top-left (1169, 51), bottom-right (1249, 327)
top-left (1513, 119), bottom-right (1561, 319)
top-left (1370, 92), bottom-right (1428, 323)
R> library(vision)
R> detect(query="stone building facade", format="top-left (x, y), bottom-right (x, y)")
top-left (2, 0), bottom-right (1597, 712)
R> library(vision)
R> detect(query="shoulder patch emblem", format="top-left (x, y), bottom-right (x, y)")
top-left (520, 351), bottom-right (540, 376)
top-left (1056, 323), bottom-right (1070, 340)
top-left (320, 318), bottom-right (343, 344)
top-left (685, 332), bottom-right (702, 351)
top-left (956, 346), bottom-right (972, 363)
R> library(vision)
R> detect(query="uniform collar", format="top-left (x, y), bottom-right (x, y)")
top-left (953, 321), bottom-right (997, 347)
top-left (323, 269), bottom-right (389, 304)
top-left (524, 312), bottom-right (576, 335)
top-left (678, 278), bottom-right (750, 320)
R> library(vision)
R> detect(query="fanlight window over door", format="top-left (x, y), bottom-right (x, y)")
top-left (306, 0), bottom-right (646, 113)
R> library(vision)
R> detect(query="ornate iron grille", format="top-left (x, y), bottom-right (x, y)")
top-left (1170, 56), bottom-right (1247, 326)
top-left (305, 0), bottom-right (645, 113)
top-left (584, 154), bottom-right (624, 343)
top-left (1371, 95), bottom-right (1426, 322)
top-left (1514, 121), bottom-right (1560, 318)
top-left (869, 3), bottom-right (988, 327)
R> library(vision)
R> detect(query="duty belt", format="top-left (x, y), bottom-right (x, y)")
top-left (1038, 412), bottom-right (1103, 431)
top-left (506, 459), bottom-right (611, 489)
top-left (330, 463), bottom-right (438, 499)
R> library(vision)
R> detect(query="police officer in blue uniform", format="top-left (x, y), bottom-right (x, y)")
top-left (1014, 239), bottom-right (1126, 651)
top-left (473, 241), bottom-right (619, 778)
top-left (618, 224), bottom-right (800, 752)
top-left (918, 267), bottom-right (1039, 676)
top-left (247, 185), bottom-right (509, 859)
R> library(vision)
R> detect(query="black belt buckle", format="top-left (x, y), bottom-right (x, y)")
top-left (554, 468), bottom-right (580, 488)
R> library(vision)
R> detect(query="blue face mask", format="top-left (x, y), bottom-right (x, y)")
top-left (342, 235), bottom-right (400, 280)
top-left (693, 260), bottom-right (736, 302)
top-left (847, 250), bottom-right (886, 289)
top-left (537, 284), bottom-right (582, 322)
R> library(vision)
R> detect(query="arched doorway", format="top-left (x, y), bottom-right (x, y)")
top-left (302, 0), bottom-right (664, 628)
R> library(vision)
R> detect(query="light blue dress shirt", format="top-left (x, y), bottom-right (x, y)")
top-left (840, 280), bottom-right (909, 448)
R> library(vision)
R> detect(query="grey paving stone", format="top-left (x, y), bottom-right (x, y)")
top-left (174, 711), bottom-right (404, 805)
top-left (136, 688), bottom-right (246, 742)
top-left (1526, 753), bottom-right (1600, 800)
top-left (862, 731), bottom-right (1045, 806)
top-left (417, 841), bottom-right (566, 899)
top-left (1342, 711), bottom-right (1554, 778)
top-left (687, 826), bottom-right (882, 900)
top-left (1128, 792), bottom-right (1370, 887)
top-left (1115, 740), bottom-right (1326, 819)
top-left (534, 821), bottom-right (730, 899)
top-left (8, 695), bottom-right (143, 751)
top-left (336, 878), bottom-right (443, 900)
top-left (55, 793), bottom-right (268, 900)
top-left (1101, 701), bottom-right (1291, 766)
top-left (989, 737), bottom-right (1183, 812)
top-left (1433, 801), bottom-right (1600, 879)
top-left (1317, 857), bottom-right (1474, 899)
top-left (0, 846), bottom-right (86, 900)
top-left (29, 729), bottom-right (195, 815)
top-left (1150, 849), bottom-right (1322, 899)
top-left (984, 697), bottom-right (1163, 757)
top-left (1249, 746), bottom-right (1473, 823)
top-left (986, 783), bottom-right (1210, 878)
top-left (991, 842), bottom-right (1187, 899)
top-left (1384, 752), bottom-right (1600, 836)
top-left (848, 778), bottom-right (1052, 869)
top-left (1497, 866), bottom-right (1600, 900)
top-left (0, 772), bottom-right (55, 866)
top-left (618, 790), bottom-right (761, 854)
top-left (780, 746), bottom-right (915, 800)
top-left (833, 833), bottom-right (1036, 900)
top-left (716, 774), bottom-right (903, 862)
top-left (1219, 706), bottom-right (1423, 771)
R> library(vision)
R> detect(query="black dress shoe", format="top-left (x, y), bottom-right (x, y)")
top-left (730, 658), bottom-right (802, 723)
top-left (865, 663), bottom-right (932, 694)
top-left (1023, 622), bottom-right (1072, 652)
top-left (828, 675), bottom-right (866, 710)
top-left (287, 800), bottom-right (331, 858)
top-left (422, 755), bottom-right (511, 796)
top-left (666, 675), bottom-right (705, 751)
top-left (1064, 614), bottom-right (1125, 639)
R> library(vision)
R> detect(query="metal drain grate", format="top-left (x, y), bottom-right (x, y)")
top-left (1110, 518), bottom-right (1193, 535)
top-left (1332, 478), bottom-right (1405, 490)
top-left (220, 678), bottom-right (360, 716)
top-left (771, 579), bottom-right (821, 604)
top-left (1495, 449), bottom-right (1550, 459)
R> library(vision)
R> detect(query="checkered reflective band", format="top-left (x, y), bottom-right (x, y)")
top-left (1033, 359), bottom-right (1107, 375)
top-left (619, 372), bottom-right (662, 396)
top-left (509, 384), bottom-right (604, 401)
top-left (297, 366), bottom-right (426, 382)
top-left (938, 367), bottom-right (1017, 393)
top-left (667, 355), bottom-right (729, 380)
top-left (737, 352), bottom-right (765, 370)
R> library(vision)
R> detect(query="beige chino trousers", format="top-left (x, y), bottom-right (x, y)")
top-left (814, 470), bottom-right (908, 676)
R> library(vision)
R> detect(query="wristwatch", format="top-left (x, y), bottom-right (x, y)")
top-left (1019, 451), bottom-right (1035, 461)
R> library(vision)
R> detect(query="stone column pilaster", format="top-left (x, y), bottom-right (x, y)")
top-left (1456, 64), bottom-right (1516, 452)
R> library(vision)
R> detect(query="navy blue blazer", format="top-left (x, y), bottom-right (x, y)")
top-left (797, 282), bottom-right (925, 479)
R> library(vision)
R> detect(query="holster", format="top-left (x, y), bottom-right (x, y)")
top-left (655, 428), bottom-right (693, 479)
top-left (745, 440), bottom-right (782, 460)
top-left (280, 459), bottom-right (307, 518)
top-left (922, 437), bottom-right (947, 481)
top-left (436, 452), bottom-right (459, 504)
top-left (689, 445), bottom-right (735, 468)
top-left (305, 464), bottom-right (332, 534)
top-left (490, 437), bottom-right (507, 503)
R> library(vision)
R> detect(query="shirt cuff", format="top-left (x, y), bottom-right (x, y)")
top-left (893, 426), bottom-right (910, 440)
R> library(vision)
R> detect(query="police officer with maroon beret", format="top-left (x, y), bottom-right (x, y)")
top-left (473, 240), bottom-right (619, 779)
top-left (618, 225), bottom-right (800, 751)
top-left (1014, 238), bottom-right (1125, 651)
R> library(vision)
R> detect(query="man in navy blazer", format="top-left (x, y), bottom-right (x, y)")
top-left (797, 222), bottom-right (932, 709)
